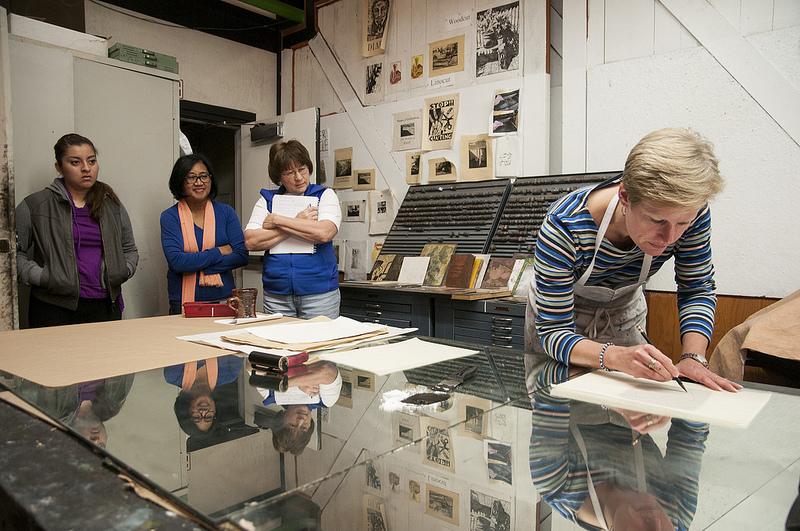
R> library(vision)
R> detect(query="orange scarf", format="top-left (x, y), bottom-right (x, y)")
top-left (177, 199), bottom-right (223, 306)
top-left (181, 358), bottom-right (219, 391)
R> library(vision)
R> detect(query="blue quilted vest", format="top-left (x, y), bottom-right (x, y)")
top-left (260, 185), bottom-right (338, 296)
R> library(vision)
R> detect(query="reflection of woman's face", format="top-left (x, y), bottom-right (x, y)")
top-left (611, 492), bottom-right (672, 530)
top-left (189, 393), bottom-right (216, 432)
top-left (284, 405), bottom-right (312, 433)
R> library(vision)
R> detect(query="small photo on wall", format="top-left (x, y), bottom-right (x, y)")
top-left (365, 59), bottom-right (384, 105)
top-left (333, 147), bottom-right (353, 189)
top-left (429, 34), bottom-right (465, 77)
top-left (342, 200), bottom-right (366, 222)
top-left (428, 157), bottom-right (457, 183)
top-left (460, 134), bottom-right (494, 181)
top-left (410, 54), bottom-right (424, 79)
top-left (406, 151), bottom-right (422, 184)
top-left (353, 168), bottom-right (376, 191)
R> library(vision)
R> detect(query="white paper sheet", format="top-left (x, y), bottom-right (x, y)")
top-left (246, 316), bottom-right (385, 344)
top-left (551, 371), bottom-right (772, 428)
top-left (177, 323), bottom-right (417, 355)
top-left (397, 256), bottom-right (430, 284)
top-left (213, 313), bottom-right (283, 325)
top-left (269, 195), bottom-right (319, 254)
top-left (317, 337), bottom-right (479, 375)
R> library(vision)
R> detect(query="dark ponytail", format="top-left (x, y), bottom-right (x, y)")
top-left (54, 133), bottom-right (120, 220)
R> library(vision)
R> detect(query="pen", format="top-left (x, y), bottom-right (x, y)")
top-left (636, 325), bottom-right (687, 393)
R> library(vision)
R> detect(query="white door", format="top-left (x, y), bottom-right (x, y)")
top-left (238, 107), bottom-right (320, 309)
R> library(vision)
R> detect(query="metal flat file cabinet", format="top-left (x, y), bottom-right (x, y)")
top-left (339, 287), bottom-right (433, 335)
top-left (451, 298), bottom-right (526, 349)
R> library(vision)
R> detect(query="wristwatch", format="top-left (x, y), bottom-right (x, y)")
top-left (680, 352), bottom-right (709, 368)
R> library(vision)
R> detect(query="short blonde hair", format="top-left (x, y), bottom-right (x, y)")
top-left (622, 128), bottom-right (723, 208)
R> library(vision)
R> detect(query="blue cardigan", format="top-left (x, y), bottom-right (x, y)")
top-left (160, 201), bottom-right (249, 304)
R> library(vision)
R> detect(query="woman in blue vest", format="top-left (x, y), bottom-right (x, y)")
top-left (244, 140), bottom-right (341, 318)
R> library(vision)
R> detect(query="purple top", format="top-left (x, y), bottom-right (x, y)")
top-left (71, 202), bottom-right (107, 299)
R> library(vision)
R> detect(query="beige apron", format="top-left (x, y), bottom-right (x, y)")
top-left (526, 193), bottom-right (652, 353)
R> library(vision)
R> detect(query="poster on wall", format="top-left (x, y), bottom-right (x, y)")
top-left (460, 134), bottom-right (494, 181)
top-left (345, 239), bottom-right (368, 281)
top-left (476, 1), bottom-right (521, 77)
top-left (422, 93), bottom-right (459, 150)
top-left (427, 158), bottom-right (457, 183)
top-left (362, 0), bottom-right (390, 57)
top-left (364, 59), bottom-right (384, 105)
top-left (425, 484), bottom-right (460, 526)
top-left (410, 54), bottom-right (424, 79)
top-left (333, 147), bottom-right (353, 189)
top-left (406, 151), bottom-right (422, 184)
top-left (368, 189), bottom-right (395, 235)
top-left (490, 88), bottom-right (520, 135)
top-left (429, 34), bottom-right (465, 77)
top-left (469, 489), bottom-right (513, 530)
top-left (392, 110), bottom-right (421, 151)
top-left (389, 60), bottom-right (402, 85)
top-left (353, 168), bottom-right (376, 191)
top-left (342, 199), bottom-right (366, 222)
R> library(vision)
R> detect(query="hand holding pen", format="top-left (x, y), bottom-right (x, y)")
top-left (636, 325), bottom-right (687, 393)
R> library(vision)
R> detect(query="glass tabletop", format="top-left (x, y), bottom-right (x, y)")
top-left (3, 336), bottom-right (799, 530)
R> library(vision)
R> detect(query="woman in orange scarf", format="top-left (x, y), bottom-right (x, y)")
top-left (160, 154), bottom-right (248, 314)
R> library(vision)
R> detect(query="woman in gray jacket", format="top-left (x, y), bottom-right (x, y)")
top-left (16, 133), bottom-right (138, 327)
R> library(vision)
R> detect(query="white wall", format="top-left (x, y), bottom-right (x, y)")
top-left (560, 0), bottom-right (800, 298)
top-left (293, 0), bottom-right (549, 264)
top-left (84, 0), bottom-right (277, 117)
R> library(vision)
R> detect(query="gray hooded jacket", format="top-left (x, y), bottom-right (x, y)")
top-left (16, 178), bottom-right (138, 310)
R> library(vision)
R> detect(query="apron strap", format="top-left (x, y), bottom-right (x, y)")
top-left (578, 194), bottom-right (619, 286)
top-left (571, 424), bottom-right (611, 531)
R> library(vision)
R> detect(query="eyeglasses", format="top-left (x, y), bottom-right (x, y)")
top-left (190, 411), bottom-right (216, 423)
top-left (185, 172), bottom-right (211, 184)
top-left (280, 166), bottom-right (309, 180)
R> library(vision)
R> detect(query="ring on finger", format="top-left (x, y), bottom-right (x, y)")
top-left (647, 357), bottom-right (658, 371)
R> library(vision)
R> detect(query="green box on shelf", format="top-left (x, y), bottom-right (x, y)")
top-left (108, 43), bottom-right (179, 74)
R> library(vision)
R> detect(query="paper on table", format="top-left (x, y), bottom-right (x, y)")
top-left (551, 371), bottom-right (771, 428)
top-left (213, 313), bottom-right (283, 325)
top-left (246, 316), bottom-right (384, 344)
top-left (269, 195), bottom-right (319, 254)
top-left (317, 337), bottom-right (479, 375)
top-left (397, 256), bottom-right (430, 284)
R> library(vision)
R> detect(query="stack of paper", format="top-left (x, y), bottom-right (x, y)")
top-left (270, 195), bottom-right (319, 254)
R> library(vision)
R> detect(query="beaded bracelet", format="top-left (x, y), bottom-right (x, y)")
top-left (599, 342), bottom-right (613, 371)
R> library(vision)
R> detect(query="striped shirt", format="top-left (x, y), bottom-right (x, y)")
top-left (534, 179), bottom-right (717, 364)
top-left (529, 363), bottom-right (708, 530)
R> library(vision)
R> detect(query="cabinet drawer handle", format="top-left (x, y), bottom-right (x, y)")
top-left (366, 311), bottom-right (382, 317)
top-left (366, 303), bottom-right (381, 310)
top-left (492, 317), bottom-right (513, 324)
top-left (491, 325), bottom-right (512, 333)
top-left (491, 334), bottom-right (513, 342)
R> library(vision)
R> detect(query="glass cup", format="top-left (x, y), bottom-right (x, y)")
top-left (226, 288), bottom-right (258, 319)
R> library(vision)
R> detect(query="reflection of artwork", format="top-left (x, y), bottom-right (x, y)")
top-left (486, 440), bottom-right (513, 486)
top-left (459, 396), bottom-right (491, 440)
top-left (461, 134), bottom-right (494, 181)
top-left (423, 94), bottom-right (459, 150)
top-left (421, 417), bottom-right (455, 472)
top-left (406, 152), bottom-right (421, 184)
top-left (411, 54), bottom-right (424, 79)
top-left (388, 472), bottom-right (400, 491)
top-left (355, 370), bottom-right (375, 391)
top-left (389, 61), bottom-right (402, 85)
top-left (426, 484), bottom-right (460, 525)
top-left (366, 461), bottom-right (382, 490)
top-left (409, 480), bottom-right (421, 502)
top-left (491, 89), bottom-right (520, 136)
top-left (353, 168), bottom-right (376, 191)
top-left (480, 257), bottom-right (516, 289)
top-left (393, 412), bottom-right (419, 445)
top-left (363, 494), bottom-right (388, 531)
top-left (420, 243), bottom-right (457, 287)
top-left (470, 490), bottom-right (512, 531)
top-left (363, 0), bottom-right (390, 57)
top-left (333, 148), bottom-right (353, 189)
top-left (429, 35), bottom-right (465, 76)
top-left (369, 254), bottom-right (397, 281)
top-left (476, 1), bottom-right (520, 77)
top-left (339, 369), bottom-right (353, 408)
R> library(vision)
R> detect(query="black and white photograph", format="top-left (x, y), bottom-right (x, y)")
top-left (492, 111), bottom-right (518, 134)
top-left (377, 200), bottom-right (387, 214)
top-left (369, 189), bottom-right (395, 235)
top-left (426, 484), bottom-right (460, 525)
top-left (363, 494), bottom-right (388, 531)
top-left (476, 1), bottom-right (520, 77)
top-left (362, 0), bottom-right (390, 57)
top-left (491, 89), bottom-right (520, 135)
top-left (342, 200), bottom-right (365, 222)
top-left (421, 417), bottom-right (454, 472)
top-left (493, 88), bottom-right (520, 112)
top-left (461, 134), bottom-right (494, 181)
top-left (388, 471), bottom-right (400, 491)
top-left (406, 151), bottom-right (421, 184)
top-left (355, 370), bottom-right (375, 391)
top-left (393, 412), bottom-right (419, 445)
top-left (486, 440), bottom-right (513, 486)
top-left (345, 239), bottom-right (368, 280)
top-left (339, 368), bottom-right (353, 408)
top-left (333, 147), bottom-right (353, 189)
top-left (429, 35), bottom-right (465, 76)
top-left (469, 490), bottom-right (512, 531)
top-left (393, 110), bottom-right (422, 151)
top-left (458, 396), bottom-right (491, 440)
top-left (364, 60), bottom-right (384, 105)
top-left (366, 460), bottom-right (382, 490)
top-left (428, 157), bottom-right (457, 183)
top-left (409, 479), bottom-right (421, 502)
top-left (353, 168), bottom-right (376, 191)
top-left (423, 94), bottom-right (459, 150)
